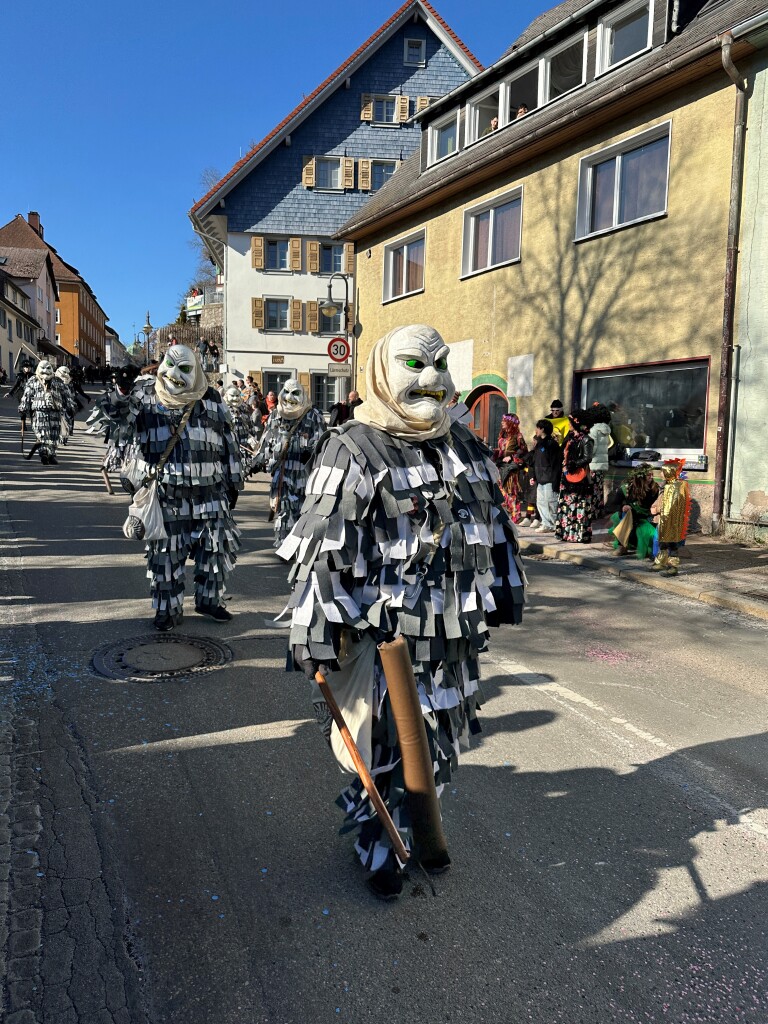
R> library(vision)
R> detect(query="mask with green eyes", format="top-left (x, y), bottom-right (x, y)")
top-left (387, 326), bottom-right (454, 423)
top-left (157, 344), bottom-right (199, 396)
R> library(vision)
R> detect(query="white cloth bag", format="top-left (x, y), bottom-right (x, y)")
top-left (123, 479), bottom-right (167, 541)
top-left (327, 633), bottom-right (377, 774)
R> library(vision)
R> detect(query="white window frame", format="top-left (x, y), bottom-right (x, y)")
top-left (465, 83), bottom-right (503, 145)
top-left (264, 297), bottom-right (291, 332)
top-left (371, 159), bottom-right (398, 191)
top-left (461, 186), bottom-right (524, 278)
top-left (404, 37), bottom-right (426, 66)
top-left (541, 29), bottom-right (588, 104)
top-left (315, 156), bottom-right (343, 191)
top-left (372, 94), bottom-right (398, 126)
top-left (428, 109), bottom-right (460, 166)
top-left (382, 229), bottom-right (426, 303)
top-left (575, 121), bottom-right (671, 241)
top-left (319, 242), bottom-right (344, 275)
top-left (265, 238), bottom-right (290, 272)
top-left (596, 0), bottom-right (654, 76)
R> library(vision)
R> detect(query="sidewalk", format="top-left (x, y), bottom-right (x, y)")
top-left (516, 519), bottom-right (768, 621)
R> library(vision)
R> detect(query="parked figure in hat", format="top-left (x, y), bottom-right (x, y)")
top-left (54, 365), bottom-right (81, 445)
top-left (100, 344), bottom-right (243, 630)
top-left (254, 378), bottom-right (325, 547)
top-left (18, 360), bottom-right (76, 465)
top-left (223, 384), bottom-right (261, 478)
top-left (279, 325), bottom-right (526, 900)
top-left (493, 413), bottom-right (529, 524)
top-left (649, 458), bottom-right (691, 575)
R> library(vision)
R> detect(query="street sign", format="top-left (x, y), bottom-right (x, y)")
top-left (327, 337), bottom-right (350, 362)
top-left (328, 363), bottom-right (351, 376)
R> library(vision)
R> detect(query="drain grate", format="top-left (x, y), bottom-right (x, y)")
top-left (91, 633), bottom-right (233, 683)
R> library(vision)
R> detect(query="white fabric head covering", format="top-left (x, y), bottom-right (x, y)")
top-left (278, 378), bottom-right (310, 421)
top-left (154, 344), bottom-right (209, 409)
top-left (354, 325), bottom-right (452, 442)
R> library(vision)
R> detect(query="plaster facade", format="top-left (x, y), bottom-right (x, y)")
top-left (352, 76), bottom-right (736, 526)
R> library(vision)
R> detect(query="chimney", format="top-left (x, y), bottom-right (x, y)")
top-left (27, 211), bottom-right (43, 239)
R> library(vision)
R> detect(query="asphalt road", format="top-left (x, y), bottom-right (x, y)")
top-left (1, 396), bottom-right (767, 1024)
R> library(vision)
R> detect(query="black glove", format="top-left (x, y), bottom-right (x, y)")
top-left (292, 645), bottom-right (332, 680)
top-left (228, 487), bottom-right (239, 510)
top-left (299, 448), bottom-right (315, 465)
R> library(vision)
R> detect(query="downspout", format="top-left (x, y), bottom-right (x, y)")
top-left (712, 33), bottom-right (747, 533)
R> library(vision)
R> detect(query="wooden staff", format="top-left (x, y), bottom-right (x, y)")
top-left (314, 670), bottom-right (409, 864)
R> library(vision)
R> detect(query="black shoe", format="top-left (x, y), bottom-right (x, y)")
top-left (154, 610), bottom-right (175, 632)
top-left (421, 850), bottom-right (452, 875)
top-left (195, 602), bottom-right (233, 622)
top-left (48, 454), bottom-right (59, 465)
top-left (40, 453), bottom-right (50, 465)
top-left (24, 443), bottom-right (40, 461)
top-left (367, 866), bottom-right (403, 901)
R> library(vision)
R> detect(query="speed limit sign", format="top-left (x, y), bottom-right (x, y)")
top-left (327, 337), bottom-right (350, 362)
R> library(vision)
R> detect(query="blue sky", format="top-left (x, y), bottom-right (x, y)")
top-left (5, 0), bottom-right (549, 348)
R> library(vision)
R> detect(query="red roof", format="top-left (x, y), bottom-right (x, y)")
top-left (190, 0), bottom-right (482, 216)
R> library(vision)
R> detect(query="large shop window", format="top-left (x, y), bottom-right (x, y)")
top-left (384, 232), bottom-right (425, 301)
top-left (579, 360), bottom-right (709, 455)
top-left (462, 189), bottom-right (522, 276)
top-left (577, 123), bottom-right (670, 238)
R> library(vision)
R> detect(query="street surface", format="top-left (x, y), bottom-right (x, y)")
top-left (1, 396), bottom-right (767, 1024)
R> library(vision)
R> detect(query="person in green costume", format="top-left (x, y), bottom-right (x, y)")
top-left (609, 464), bottom-right (659, 559)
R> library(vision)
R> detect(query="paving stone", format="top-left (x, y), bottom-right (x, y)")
top-left (6, 1009), bottom-right (37, 1024)
top-left (8, 927), bottom-right (42, 958)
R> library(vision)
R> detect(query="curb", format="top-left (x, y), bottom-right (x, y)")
top-left (518, 538), bottom-right (768, 622)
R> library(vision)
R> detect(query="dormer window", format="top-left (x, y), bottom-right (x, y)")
top-left (466, 86), bottom-right (501, 144)
top-left (543, 31), bottom-right (587, 101)
top-left (597, 0), bottom-right (653, 74)
top-left (428, 110), bottom-right (459, 165)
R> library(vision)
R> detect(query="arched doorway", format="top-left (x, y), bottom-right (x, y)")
top-left (466, 386), bottom-right (509, 447)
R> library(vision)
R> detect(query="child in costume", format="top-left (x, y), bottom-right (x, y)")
top-left (100, 344), bottom-right (242, 630)
top-left (608, 464), bottom-right (659, 559)
top-left (279, 325), bottom-right (526, 900)
top-left (650, 458), bottom-right (691, 575)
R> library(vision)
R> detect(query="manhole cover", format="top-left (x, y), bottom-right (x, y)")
top-left (91, 634), bottom-right (233, 683)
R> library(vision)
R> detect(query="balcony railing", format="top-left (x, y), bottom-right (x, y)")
top-left (186, 287), bottom-right (223, 312)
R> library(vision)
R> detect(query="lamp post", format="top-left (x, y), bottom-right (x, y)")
top-left (319, 272), bottom-right (352, 402)
top-left (137, 311), bottom-right (153, 366)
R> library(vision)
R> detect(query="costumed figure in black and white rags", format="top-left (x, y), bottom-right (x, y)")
top-left (100, 344), bottom-right (243, 631)
top-left (54, 365), bottom-right (81, 444)
top-left (86, 365), bottom-right (143, 494)
top-left (279, 325), bottom-right (526, 900)
top-left (255, 378), bottom-right (325, 547)
top-left (223, 384), bottom-right (261, 478)
top-left (19, 360), bottom-right (76, 465)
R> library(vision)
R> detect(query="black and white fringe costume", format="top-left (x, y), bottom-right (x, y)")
top-left (18, 378), bottom-right (75, 457)
top-left (279, 418), bottom-right (526, 871)
top-left (257, 405), bottom-right (326, 547)
top-left (101, 381), bottom-right (242, 618)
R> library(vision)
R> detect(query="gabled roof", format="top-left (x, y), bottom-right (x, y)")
top-left (0, 245), bottom-right (58, 299)
top-left (189, 0), bottom-right (482, 220)
top-left (340, 0), bottom-right (768, 241)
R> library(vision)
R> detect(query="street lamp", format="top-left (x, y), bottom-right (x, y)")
top-left (137, 311), bottom-right (153, 366)
top-left (319, 273), bottom-right (353, 400)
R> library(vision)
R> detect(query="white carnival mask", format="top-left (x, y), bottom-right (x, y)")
top-left (36, 360), bottom-right (54, 383)
top-left (278, 378), bottom-right (309, 420)
top-left (55, 366), bottom-right (72, 385)
top-left (387, 326), bottom-right (453, 424)
top-left (157, 344), bottom-right (199, 396)
top-left (223, 385), bottom-right (243, 408)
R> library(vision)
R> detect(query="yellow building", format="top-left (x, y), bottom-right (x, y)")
top-left (341, 0), bottom-right (768, 529)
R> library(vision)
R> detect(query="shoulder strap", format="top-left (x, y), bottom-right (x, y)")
top-left (151, 402), bottom-right (195, 478)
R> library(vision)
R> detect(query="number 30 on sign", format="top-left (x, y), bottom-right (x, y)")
top-left (327, 337), bottom-right (350, 362)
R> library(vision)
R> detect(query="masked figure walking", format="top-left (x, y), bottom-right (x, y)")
top-left (19, 360), bottom-right (76, 465)
top-left (100, 345), bottom-right (242, 630)
top-left (279, 325), bottom-right (526, 899)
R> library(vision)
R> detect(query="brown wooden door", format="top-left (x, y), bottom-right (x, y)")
top-left (468, 389), bottom-right (508, 447)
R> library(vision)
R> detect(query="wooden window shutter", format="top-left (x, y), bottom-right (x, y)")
top-left (360, 95), bottom-right (373, 121)
top-left (299, 372), bottom-right (311, 389)
top-left (343, 158), bottom-right (355, 190)
top-left (307, 300), bottom-right (319, 333)
top-left (250, 235), bottom-right (264, 270)
top-left (302, 156), bottom-right (316, 188)
top-left (343, 242), bottom-right (355, 275)
top-left (290, 299), bottom-right (303, 332)
top-left (345, 301), bottom-right (355, 335)
top-left (251, 297), bottom-right (264, 330)
top-left (289, 237), bottom-right (302, 271)
top-left (416, 96), bottom-right (431, 112)
top-left (396, 95), bottom-right (410, 122)
top-left (307, 240), bottom-right (320, 274)
top-left (358, 159), bottom-right (371, 192)
top-left (250, 371), bottom-right (262, 389)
